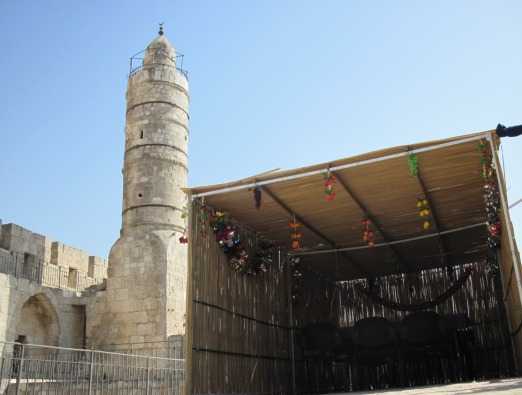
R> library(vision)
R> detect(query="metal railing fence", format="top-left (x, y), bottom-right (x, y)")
top-left (128, 48), bottom-right (188, 78)
top-left (98, 338), bottom-right (184, 360)
top-left (0, 341), bottom-right (184, 394)
top-left (0, 254), bottom-right (104, 292)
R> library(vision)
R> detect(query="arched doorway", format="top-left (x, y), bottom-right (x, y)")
top-left (15, 293), bottom-right (60, 346)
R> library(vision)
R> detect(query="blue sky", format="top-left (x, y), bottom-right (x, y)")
top-left (1, 1), bottom-right (521, 258)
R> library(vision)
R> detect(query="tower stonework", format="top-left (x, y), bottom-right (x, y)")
top-left (87, 31), bottom-right (189, 347)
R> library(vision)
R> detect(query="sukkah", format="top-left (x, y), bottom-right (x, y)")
top-left (184, 125), bottom-right (522, 395)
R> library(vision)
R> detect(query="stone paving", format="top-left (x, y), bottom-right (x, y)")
top-left (332, 378), bottom-right (522, 394)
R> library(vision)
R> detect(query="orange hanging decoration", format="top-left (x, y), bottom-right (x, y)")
top-left (289, 217), bottom-right (303, 250)
top-left (361, 218), bottom-right (375, 247)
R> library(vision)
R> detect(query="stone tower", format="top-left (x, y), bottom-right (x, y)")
top-left (88, 28), bottom-right (189, 348)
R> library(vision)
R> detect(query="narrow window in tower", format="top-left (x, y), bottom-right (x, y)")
top-left (138, 193), bottom-right (143, 198)
top-left (140, 130), bottom-right (144, 139)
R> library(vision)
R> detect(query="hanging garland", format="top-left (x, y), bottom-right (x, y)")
top-left (361, 218), bottom-right (375, 247)
top-left (407, 153), bottom-right (432, 231)
top-left (289, 217), bottom-right (303, 250)
top-left (478, 139), bottom-right (501, 249)
top-left (324, 172), bottom-right (337, 202)
top-left (253, 187), bottom-right (262, 210)
top-left (407, 153), bottom-right (419, 177)
top-left (356, 267), bottom-right (473, 312)
top-left (202, 206), bottom-right (275, 275)
top-left (417, 198), bottom-right (432, 230)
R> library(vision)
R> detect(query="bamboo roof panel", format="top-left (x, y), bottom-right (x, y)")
top-left (188, 131), bottom-right (495, 279)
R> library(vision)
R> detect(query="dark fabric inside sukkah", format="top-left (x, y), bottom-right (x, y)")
top-left (293, 259), bottom-right (515, 393)
top-left (355, 268), bottom-right (473, 312)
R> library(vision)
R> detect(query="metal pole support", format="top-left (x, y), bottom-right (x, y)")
top-left (15, 344), bottom-right (24, 395)
top-left (284, 250), bottom-right (297, 395)
top-left (146, 358), bottom-right (151, 394)
top-left (88, 350), bottom-right (95, 395)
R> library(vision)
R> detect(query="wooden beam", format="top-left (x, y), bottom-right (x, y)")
top-left (262, 186), bottom-right (335, 247)
top-left (262, 185), bottom-right (370, 277)
top-left (332, 171), bottom-right (411, 271)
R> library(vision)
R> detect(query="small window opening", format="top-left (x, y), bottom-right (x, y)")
top-left (138, 193), bottom-right (143, 198)
top-left (68, 268), bottom-right (79, 289)
top-left (140, 130), bottom-right (144, 139)
top-left (23, 253), bottom-right (35, 266)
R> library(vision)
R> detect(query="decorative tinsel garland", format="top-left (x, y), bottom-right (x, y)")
top-left (355, 268), bottom-right (473, 312)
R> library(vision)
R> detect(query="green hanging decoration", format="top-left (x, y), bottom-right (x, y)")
top-left (407, 153), bottom-right (418, 176)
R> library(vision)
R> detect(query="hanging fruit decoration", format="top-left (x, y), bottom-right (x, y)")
top-left (324, 171), bottom-right (337, 202)
top-left (209, 211), bottom-right (248, 271)
top-left (253, 187), bottom-right (262, 210)
top-left (179, 233), bottom-right (189, 244)
top-left (417, 198), bottom-right (432, 230)
top-left (361, 218), bottom-right (375, 247)
top-left (478, 139), bottom-right (501, 249)
top-left (407, 153), bottom-right (431, 231)
top-left (251, 239), bottom-right (274, 274)
top-left (289, 217), bottom-right (303, 250)
top-left (197, 201), bottom-right (275, 275)
top-left (407, 153), bottom-right (419, 177)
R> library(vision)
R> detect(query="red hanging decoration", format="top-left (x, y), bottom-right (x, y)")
top-left (361, 218), bottom-right (375, 247)
top-left (179, 232), bottom-right (188, 244)
top-left (324, 172), bottom-right (337, 202)
top-left (289, 217), bottom-right (303, 250)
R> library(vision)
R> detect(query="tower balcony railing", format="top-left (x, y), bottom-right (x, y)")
top-left (128, 49), bottom-right (188, 79)
top-left (0, 253), bottom-right (105, 292)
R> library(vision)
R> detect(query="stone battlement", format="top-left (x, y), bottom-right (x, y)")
top-left (0, 222), bottom-right (107, 291)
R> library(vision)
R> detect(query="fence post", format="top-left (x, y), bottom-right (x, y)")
top-left (88, 350), bottom-right (95, 395)
top-left (14, 254), bottom-right (19, 278)
top-left (15, 343), bottom-right (24, 395)
top-left (146, 357), bottom-right (151, 394)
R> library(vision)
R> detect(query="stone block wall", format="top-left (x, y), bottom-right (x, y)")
top-left (88, 256), bottom-right (108, 279)
top-left (51, 241), bottom-right (90, 272)
top-left (0, 223), bottom-right (107, 289)
top-left (0, 223), bottom-right (48, 261)
top-left (0, 272), bottom-right (87, 348)
top-left (0, 222), bottom-right (108, 348)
